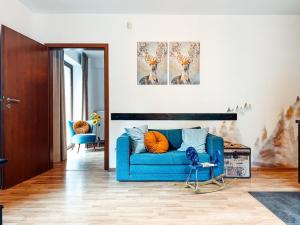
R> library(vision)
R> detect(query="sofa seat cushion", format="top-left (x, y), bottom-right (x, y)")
top-left (130, 165), bottom-right (210, 174)
top-left (130, 150), bottom-right (210, 165)
top-left (71, 133), bottom-right (96, 144)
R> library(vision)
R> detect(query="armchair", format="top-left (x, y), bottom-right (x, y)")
top-left (68, 120), bottom-right (97, 153)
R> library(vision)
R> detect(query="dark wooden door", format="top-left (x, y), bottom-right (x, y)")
top-left (0, 25), bottom-right (50, 189)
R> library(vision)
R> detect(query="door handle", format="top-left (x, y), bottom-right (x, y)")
top-left (6, 98), bottom-right (21, 104)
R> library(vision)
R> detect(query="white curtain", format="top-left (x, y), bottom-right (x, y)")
top-left (51, 50), bottom-right (67, 162)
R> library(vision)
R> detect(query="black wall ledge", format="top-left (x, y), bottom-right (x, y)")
top-left (111, 113), bottom-right (237, 121)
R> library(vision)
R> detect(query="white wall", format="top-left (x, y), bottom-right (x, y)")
top-left (88, 56), bottom-right (105, 141)
top-left (73, 65), bottom-right (83, 121)
top-left (10, 13), bottom-right (300, 168)
top-left (64, 52), bottom-right (83, 121)
top-left (0, 0), bottom-right (34, 38)
top-left (88, 57), bottom-right (105, 115)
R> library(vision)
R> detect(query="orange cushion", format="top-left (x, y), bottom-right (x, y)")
top-left (73, 120), bottom-right (90, 134)
top-left (144, 131), bottom-right (169, 154)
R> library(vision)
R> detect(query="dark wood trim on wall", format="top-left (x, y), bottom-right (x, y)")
top-left (48, 50), bottom-right (53, 169)
top-left (111, 113), bottom-right (237, 121)
top-left (104, 45), bottom-right (109, 171)
top-left (296, 120), bottom-right (300, 183)
top-left (46, 43), bottom-right (110, 171)
top-left (46, 44), bottom-right (108, 49)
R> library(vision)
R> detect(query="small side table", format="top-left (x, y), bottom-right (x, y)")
top-left (95, 124), bottom-right (101, 147)
top-left (224, 142), bottom-right (251, 178)
top-left (296, 120), bottom-right (300, 183)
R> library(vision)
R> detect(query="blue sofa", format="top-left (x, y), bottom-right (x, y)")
top-left (116, 128), bottom-right (224, 181)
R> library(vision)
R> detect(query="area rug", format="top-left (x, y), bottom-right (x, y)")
top-left (249, 192), bottom-right (300, 225)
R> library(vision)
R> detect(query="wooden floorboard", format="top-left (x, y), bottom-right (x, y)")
top-left (0, 150), bottom-right (299, 225)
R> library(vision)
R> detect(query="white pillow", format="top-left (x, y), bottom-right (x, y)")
top-left (125, 125), bottom-right (148, 153)
top-left (177, 128), bottom-right (209, 153)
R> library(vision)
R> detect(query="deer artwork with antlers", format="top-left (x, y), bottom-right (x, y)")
top-left (170, 42), bottom-right (200, 85)
top-left (137, 42), bottom-right (168, 85)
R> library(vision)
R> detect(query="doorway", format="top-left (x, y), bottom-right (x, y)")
top-left (47, 44), bottom-right (109, 171)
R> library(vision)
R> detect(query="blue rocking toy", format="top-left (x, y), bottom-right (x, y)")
top-left (185, 147), bottom-right (226, 194)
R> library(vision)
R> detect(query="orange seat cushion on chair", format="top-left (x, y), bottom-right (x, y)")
top-left (144, 131), bottom-right (169, 154)
top-left (73, 120), bottom-right (90, 134)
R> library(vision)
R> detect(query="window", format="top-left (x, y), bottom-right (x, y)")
top-left (64, 62), bottom-right (73, 148)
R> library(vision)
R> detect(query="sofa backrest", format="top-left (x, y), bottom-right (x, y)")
top-left (150, 128), bottom-right (183, 150)
top-left (149, 127), bottom-right (201, 150)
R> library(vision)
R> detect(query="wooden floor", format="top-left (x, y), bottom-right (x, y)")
top-left (1, 150), bottom-right (299, 225)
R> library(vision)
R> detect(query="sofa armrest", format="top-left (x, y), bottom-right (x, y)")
top-left (116, 133), bottom-right (131, 180)
top-left (206, 134), bottom-right (224, 174)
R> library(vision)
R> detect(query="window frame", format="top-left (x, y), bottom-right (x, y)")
top-left (64, 61), bottom-right (74, 121)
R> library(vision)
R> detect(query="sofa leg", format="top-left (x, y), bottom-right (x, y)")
top-left (77, 144), bottom-right (80, 153)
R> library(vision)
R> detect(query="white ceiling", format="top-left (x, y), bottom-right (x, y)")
top-left (18, 0), bottom-right (300, 15)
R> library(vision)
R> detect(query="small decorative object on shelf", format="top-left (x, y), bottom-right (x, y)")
top-left (90, 112), bottom-right (102, 146)
top-left (224, 141), bottom-right (251, 178)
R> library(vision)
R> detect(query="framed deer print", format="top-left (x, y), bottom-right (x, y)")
top-left (137, 42), bottom-right (168, 85)
top-left (169, 42), bottom-right (200, 85)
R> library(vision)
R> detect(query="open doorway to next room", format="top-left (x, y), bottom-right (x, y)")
top-left (52, 48), bottom-right (106, 171)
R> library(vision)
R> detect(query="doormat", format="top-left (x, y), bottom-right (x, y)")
top-left (249, 192), bottom-right (300, 225)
